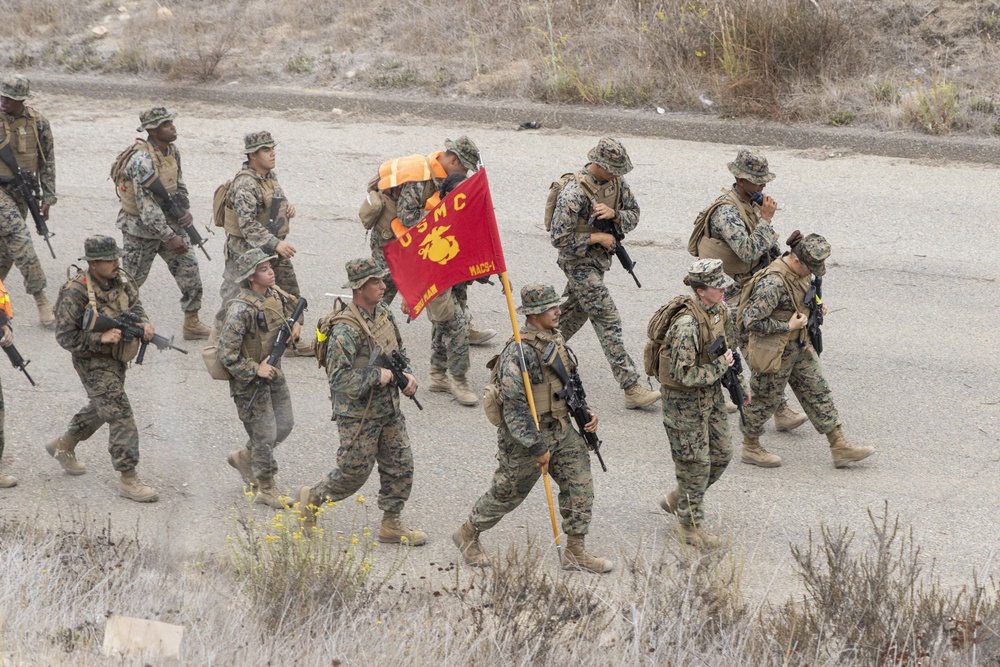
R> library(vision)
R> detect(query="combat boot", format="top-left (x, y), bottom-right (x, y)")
top-left (467, 326), bottom-right (497, 346)
top-left (774, 403), bottom-right (809, 432)
top-left (659, 487), bottom-right (679, 515)
top-left (452, 521), bottom-right (490, 567)
top-left (450, 375), bottom-right (480, 406)
top-left (46, 433), bottom-right (86, 475)
top-left (678, 524), bottom-right (720, 550)
top-left (119, 470), bottom-right (158, 503)
top-left (291, 339), bottom-right (315, 357)
top-left (741, 435), bottom-right (782, 468)
top-left (296, 486), bottom-right (320, 534)
top-left (624, 383), bottom-right (660, 410)
top-left (428, 370), bottom-right (451, 393)
top-left (182, 311), bottom-right (212, 341)
top-left (827, 426), bottom-right (874, 468)
top-left (227, 448), bottom-right (255, 488)
top-left (379, 511), bottom-right (427, 546)
top-left (254, 478), bottom-right (289, 509)
top-left (34, 292), bottom-right (55, 328)
top-left (0, 473), bottom-right (16, 488)
top-left (561, 535), bottom-right (613, 573)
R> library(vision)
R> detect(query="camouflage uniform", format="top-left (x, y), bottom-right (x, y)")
top-left (0, 75), bottom-right (55, 300)
top-left (116, 109), bottom-right (203, 313)
top-left (217, 250), bottom-right (298, 483)
top-left (53, 238), bottom-right (147, 473)
top-left (659, 260), bottom-right (738, 529)
top-left (550, 138), bottom-right (644, 392)
top-left (308, 259), bottom-right (416, 514)
top-left (216, 132), bottom-right (299, 326)
top-left (739, 238), bottom-right (839, 437)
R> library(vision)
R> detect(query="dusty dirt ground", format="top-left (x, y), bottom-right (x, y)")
top-left (0, 84), bottom-right (997, 604)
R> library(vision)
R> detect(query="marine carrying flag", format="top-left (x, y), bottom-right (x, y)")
top-left (383, 168), bottom-right (506, 319)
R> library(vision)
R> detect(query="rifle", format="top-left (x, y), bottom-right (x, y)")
top-left (589, 216), bottom-right (641, 288)
top-left (804, 275), bottom-right (824, 355)
top-left (708, 335), bottom-right (747, 426)
top-left (0, 311), bottom-right (35, 386)
top-left (750, 244), bottom-right (782, 275)
top-left (369, 344), bottom-right (422, 410)
top-left (0, 143), bottom-right (55, 258)
top-left (543, 342), bottom-right (607, 472)
top-left (82, 310), bottom-right (188, 365)
top-left (142, 176), bottom-right (211, 260)
top-left (245, 296), bottom-right (307, 411)
top-left (266, 195), bottom-right (285, 236)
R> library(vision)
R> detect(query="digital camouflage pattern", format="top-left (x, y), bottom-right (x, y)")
top-left (1, 105), bottom-right (56, 204)
top-left (728, 147), bottom-right (775, 184)
top-left (217, 287), bottom-right (297, 480)
top-left (444, 135), bottom-right (480, 172)
top-left (80, 234), bottom-right (125, 261)
top-left (122, 234), bottom-right (203, 312)
top-left (342, 257), bottom-right (388, 289)
top-left (708, 194), bottom-right (777, 296)
top-left (1, 75), bottom-right (30, 100)
top-left (517, 282), bottom-right (566, 315)
top-left (135, 107), bottom-right (175, 132)
top-left (467, 323), bottom-right (595, 536)
top-left (115, 144), bottom-right (189, 241)
top-left (587, 137), bottom-right (633, 176)
top-left (244, 131), bottom-right (275, 153)
top-left (228, 247), bottom-right (276, 283)
top-left (430, 287), bottom-right (470, 378)
top-left (54, 272), bottom-right (148, 472)
top-left (661, 299), bottom-right (738, 526)
top-left (795, 233), bottom-right (831, 276)
top-left (740, 270), bottom-right (840, 437)
top-left (688, 258), bottom-right (735, 291)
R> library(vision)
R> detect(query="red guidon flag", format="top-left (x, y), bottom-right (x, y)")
top-left (384, 169), bottom-right (506, 319)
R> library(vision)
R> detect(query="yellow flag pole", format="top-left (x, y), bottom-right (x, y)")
top-left (499, 271), bottom-right (560, 546)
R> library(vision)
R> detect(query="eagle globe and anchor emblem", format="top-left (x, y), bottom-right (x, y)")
top-left (417, 225), bottom-right (460, 265)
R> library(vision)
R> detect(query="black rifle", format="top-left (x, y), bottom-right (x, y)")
top-left (266, 195), bottom-right (285, 236)
top-left (82, 310), bottom-right (188, 365)
top-left (589, 216), bottom-right (641, 288)
top-left (369, 344), bottom-right (422, 410)
top-left (804, 275), bottom-right (824, 355)
top-left (142, 176), bottom-right (211, 260)
top-left (543, 342), bottom-right (607, 472)
top-left (708, 335), bottom-right (747, 425)
top-left (245, 296), bottom-right (307, 411)
top-left (0, 143), bottom-right (55, 258)
top-left (0, 311), bottom-right (35, 385)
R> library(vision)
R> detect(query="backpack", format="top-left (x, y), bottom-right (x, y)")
top-left (212, 180), bottom-right (233, 227)
top-left (109, 140), bottom-right (143, 200)
top-left (542, 173), bottom-right (577, 231)
top-left (642, 297), bottom-right (691, 378)
top-left (482, 351), bottom-right (505, 426)
top-left (687, 189), bottom-right (732, 257)
top-left (314, 297), bottom-right (351, 370)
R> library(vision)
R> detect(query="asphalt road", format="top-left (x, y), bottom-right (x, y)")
top-left (1, 89), bottom-right (997, 602)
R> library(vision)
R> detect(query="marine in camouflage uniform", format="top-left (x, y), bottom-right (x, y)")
top-left (549, 138), bottom-right (659, 410)
top-left (0, 74), bottom-right (56, 327)
top-left (738, 233), bottom-right (873, 468)
top-left (656, 259), bottom-right (739, 550)
top-left (689, 147), bottom-right (808, 435)
top-left (452, 284), bottom-right (613, 573)
top-left (0, 280), bottom-right (15, 488)
top-left (114, 107), bottom-right (211, 340)
top-left (296, 258), bottom-right (426, 546)
top-left (47, 235), bottom-right (158, 503)
top-left (217, 248), bottom-right (301, 508)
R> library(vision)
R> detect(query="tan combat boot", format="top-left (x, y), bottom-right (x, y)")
top-left (227, 448), bottom-right (255, 488)
top-left (254, 478), bottom-right (290, 509)
top-left (467, 326), bottom-right (497, 346)
top-left (450, 375), bottom-right (479, 406)
top-left (827, 426), bottom-right (874, 468)
top-left (741, 435), bottom-right (782, 468)
top-left (428, 370), bottom-right (451, 393)
top-left (678, 524), bottom-right (720, 550)
top-left (561, 535), bottom-right (613, 573)
top-left (624, 383), bottom-right (660, 410)
top-left (34, 292), bottom-right (55, 328)
top-left (379, 511), bottom-right (427, 546)
top-left (452, 521), bottom-right (490, 567)
top-left (46, 433), bottom-right (86, 475)
top-left (296, 486), bottom-right (320, 534)
top-left (119, 470), bottom-right (158, 503)
top-left (659, 487), bottom-right (679, 515)
top-left (774, 403), bottom-right (809, 432)
top-left (182, 311), bottom-right (212, 341)
top-left (0, 471), bottom-right (16, 488)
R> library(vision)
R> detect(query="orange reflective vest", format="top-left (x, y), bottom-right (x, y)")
top-left (378, 152), bottom-right (446, 239)
top-left (0, 278), bottom-right (11, 318)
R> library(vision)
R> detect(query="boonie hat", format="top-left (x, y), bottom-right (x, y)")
top-left (444, 136), bottom-right (480, 172)
top-left (136, 106), bottom-right (176, 132)
top-left (794, 233), bottom-right (831, 276)
top-left (587, 138), bottom-right (633, 177)
top-left (342, 258), bottom-right (388, 289)
top-left (728, 148), bottom-right (775, 185)
top-left (229, 248), bottom-right (277, 283)
top-left (517, 283), bottom-right (567, 315)
top-left (1, 74), bottom-right (30, 101)
top-left (79, 235), bottom-right (125, 262)
top-left (244, 131), bottom-right (276, 154)
top-left (687, 258), bottom-right (735, 291)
